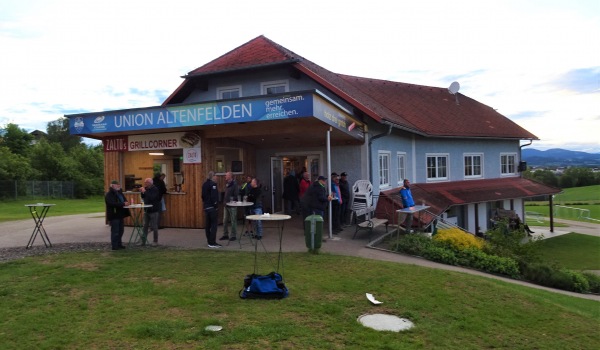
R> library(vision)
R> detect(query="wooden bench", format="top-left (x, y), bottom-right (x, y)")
top-left (352, 206), bottom-right (389, 241)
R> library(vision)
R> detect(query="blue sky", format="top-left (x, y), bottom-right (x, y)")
top-left (1, 0), bottom-right (598, 152)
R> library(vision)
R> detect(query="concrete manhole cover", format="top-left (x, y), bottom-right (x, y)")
top-left (357, 313), bottom-right (414, 332)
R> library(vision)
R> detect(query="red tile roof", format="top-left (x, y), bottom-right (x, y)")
top-left (165, 35), bottom-right (538, 140)
top-left (377, 177), bottom-right (561, 226)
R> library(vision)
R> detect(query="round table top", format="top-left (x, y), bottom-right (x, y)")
top-left (246, 214), bottom-right (291, 221)
top-left (25, 203), bottom-right (56, 207)
top-left (124, 204), bottom-right (154, 208)
top-left (226, 201), bottom-right (254, 207)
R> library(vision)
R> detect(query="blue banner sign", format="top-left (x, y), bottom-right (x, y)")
top-left (68, 91), bottom-right (364, 140)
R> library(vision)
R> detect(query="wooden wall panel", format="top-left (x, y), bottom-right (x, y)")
top-left (102, 133), bottom-right (257, 229)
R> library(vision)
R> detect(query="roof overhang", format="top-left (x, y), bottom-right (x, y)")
top-left (376, 177), bottom-right (562, 226)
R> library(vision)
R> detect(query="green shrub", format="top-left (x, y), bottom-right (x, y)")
top-left (457, 248), bottom-right (520, 278)
top-left (422, 246), bottom-right (459, 265)
top-left (520, 262), bottom-right (592, 293)
top-left (483, 222), bottom-right (543, 265)
top-left (391, 234), bottom-right (434, 256)
top-left (582, 272), bottom-right (600, 294)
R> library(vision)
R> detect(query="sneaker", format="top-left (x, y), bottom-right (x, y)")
top-left (255, 236), bottom-right (262, 240)
top-left (208, 243), bottom-right (222, 248)
top-left (219, 235), bottom-right (229, 241)
top-left (151, 242), bottom-right (158, 246)
top-left (229, 237), bottom-right (237, 241)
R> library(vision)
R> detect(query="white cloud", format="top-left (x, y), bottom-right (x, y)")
top-left (1, 0), bottom-right (599, 151)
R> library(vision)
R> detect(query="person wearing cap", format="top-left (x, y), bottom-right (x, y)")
top-left (330, 173), bottom-right (343, 233)
top-left (303, 175), bottom-right (333, 218)
top-left (105, 180), bottom-right (130, 250)
top-left (339, 172), bottom-right (350, 226)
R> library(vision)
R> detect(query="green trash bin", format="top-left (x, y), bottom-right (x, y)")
top-left (304, 214), bottom-right (323, 252)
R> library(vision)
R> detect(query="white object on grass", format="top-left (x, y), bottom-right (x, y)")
top-left (205, 325), bottom-right (222, 332)
top-left (366, 293), bottom-right (382, 305)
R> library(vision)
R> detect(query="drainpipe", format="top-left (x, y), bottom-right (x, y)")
top-left (368, 123), bottom-right (393, 182)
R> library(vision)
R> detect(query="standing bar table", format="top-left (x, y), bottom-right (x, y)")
top-left (225, 201), bottom-right (254, 248)
top-left (124, 204), bottom-right (153, 246)
top-left (24, 203), bottom-right (55, 249)
top-left (245, 214), bottom-right (291, 275)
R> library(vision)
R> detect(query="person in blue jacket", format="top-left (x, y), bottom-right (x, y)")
top-left (399, 179), bottom-right (415, 232)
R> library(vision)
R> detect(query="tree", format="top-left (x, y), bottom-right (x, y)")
top-left (46, 118), bottom-right (82, 152)
top-left (0, 123), bottom-right (33, 157)
top-left (0, 146), bottom-right (37, 180)
top-left (523, 169), bottom-right (558, 187)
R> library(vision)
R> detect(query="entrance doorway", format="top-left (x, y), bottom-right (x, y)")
top-left (270, 153), bottom-right (322, 213)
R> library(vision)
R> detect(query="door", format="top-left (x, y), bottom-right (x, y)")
top-left (270, 157), bottom-right (284, 213)
top-left (307, 155), bottom-right (320, 182)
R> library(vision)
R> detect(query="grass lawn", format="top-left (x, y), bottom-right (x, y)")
top-left (553, 185), bottom-right (600, 203)
top-left (525, 204), bottom-right (600, 223)
top-left (0, 197), bottom-right (104, 222)
top-left (1, 250), bottom-right (599, 349)
top-left (537, 233), bottom-right (600, 270)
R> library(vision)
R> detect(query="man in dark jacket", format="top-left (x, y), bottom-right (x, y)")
top-left (302, 175), bottom-right (332, 218)
top-left (282, 169), bottom-right (299, 215)
top-left (246, 178), bottom-right (264, 239)
top-left (202, 171), bottom-right (220, 248)
top-left (339, 172), bottom-right (350, 226)
top-left (105, 180), bottom-right (130, 250)
top-left (141, 178), bottom-right (161, 246)
top-left (220, 171), bottom-right (239, 241)
top-left (153, 173), bottom-right (168, 228)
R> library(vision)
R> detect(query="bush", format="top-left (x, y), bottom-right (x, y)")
top-left (434, 228), bottom-right (485, 251)
top-left (582, 272), bottom-right (600, 294)
top-left (422, 246), bottom-right (459, 265)
top-left (391, 234), bottom-right (435, 256)
top-left (483, 223), bottom-right (542, 265)
top-left (457, 249), bottom-right (520, 278)
top-left (520, 262), bottom-right (592, 293)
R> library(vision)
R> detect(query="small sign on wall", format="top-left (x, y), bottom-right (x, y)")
top-left (184, 147), bottom-right (201, 163)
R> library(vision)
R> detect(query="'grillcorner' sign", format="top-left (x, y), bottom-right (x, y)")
top-left (103, 132), bottom-right (198, 152)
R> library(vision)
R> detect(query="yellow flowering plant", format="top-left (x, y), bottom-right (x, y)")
top-left (433, 228), bottom-right (485, 251)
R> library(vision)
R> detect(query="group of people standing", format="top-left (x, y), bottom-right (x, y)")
top-left (105, 168), bottom-right (352, 250)
top-left (202, 172), bottom-right (264, 248)
top-left (104, 173), bottom-right (167, 250)
top-left (283, 169), bottom-right (351, 234)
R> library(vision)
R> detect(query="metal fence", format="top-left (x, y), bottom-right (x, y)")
top-left (0, 181), bottom-right (75, 200)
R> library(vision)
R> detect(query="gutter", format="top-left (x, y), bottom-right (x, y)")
top-left (368, 123), bottom-right (393, 182)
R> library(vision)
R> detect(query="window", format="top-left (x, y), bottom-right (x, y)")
top-left (215, 147), bottom-right (244, 174)
top-left (464, 153), bottom-right (483, 178)
top-left (501, 153), bottom-right (517, 175)
top-left (397, 152), bottom-right (406, 185)
top-left (217, 85), bottom-right (242, 100)
top-left (378, 151), bottom-right (391, 188)
top-left (261, 80), bottom-right (289, 95)
top-left (426, 154), bottom-right (448, 180)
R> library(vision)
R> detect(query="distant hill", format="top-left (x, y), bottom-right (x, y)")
top-left (522, 148), bottom-right (600, 167)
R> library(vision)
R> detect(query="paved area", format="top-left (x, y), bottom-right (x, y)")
top-left (1, 212), bottom-right (598, 301)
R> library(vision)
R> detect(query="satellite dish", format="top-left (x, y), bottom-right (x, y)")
top-left (448, 81), bottom-right (460, 94)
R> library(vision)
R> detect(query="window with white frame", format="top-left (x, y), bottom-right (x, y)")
top-left (426, 154), bottom-right (449, 180)
top-left (397, 152), bottom-right (406, 185)
top-left (261, 80), bottom-right (289, 95)
top-left (378, 151), bottom-right (391, 188)
top-left (464, 153), bottom-right (483, 178)
top-left (500, 153), bottom-right (517, 175)
top-left (216, 85), bottom-right (242, 100)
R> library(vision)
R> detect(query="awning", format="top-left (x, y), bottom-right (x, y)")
top-left (376, 177), bottom-right (562, 226)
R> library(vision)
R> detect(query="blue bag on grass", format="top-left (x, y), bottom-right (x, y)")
top-left (240, 272), bottom-right (289, 299)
